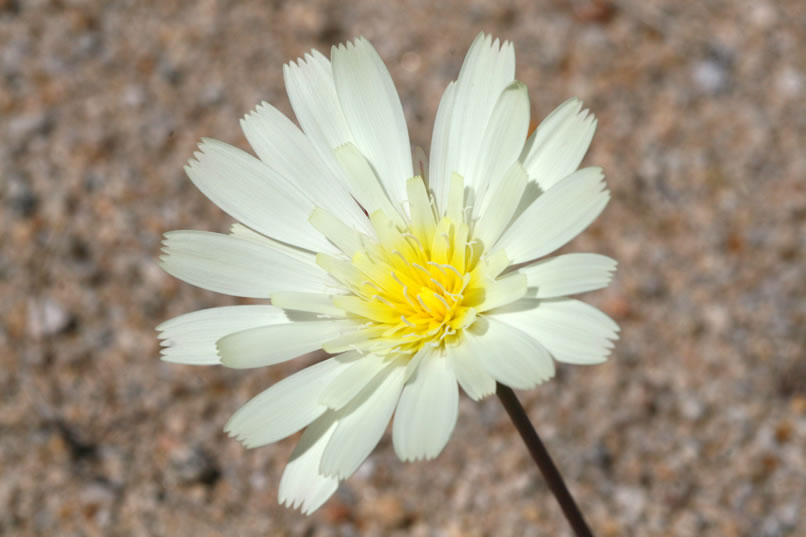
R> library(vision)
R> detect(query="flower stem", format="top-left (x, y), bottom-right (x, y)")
top-left (496, 383), bottom-right (594, 537)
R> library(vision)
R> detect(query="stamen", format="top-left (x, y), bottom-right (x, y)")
top-left (412, 263), bottom-right (431, 276)
top-left (392, 251), bottom-right (409, 264)
top-left (391, 271), bottom-right (405, 287)
top-left (427, 261), bottom-right (447, 275)
top-left (401, 232), bottom-right (424, 250)
top-left (433, 292), bottom-right (451, 310)
top-left (373, 295), bottom-right (395, 308)
top-left (466, 240), bottom-right (476, 261)
top-left (442, 263), bottom-right (463, 279)
top-left (400, 316), bottom-right (415, 328)
top-left (402, 286), bottom-right (416, 308)
top-left (363, 280), bottom-right (383, 292)
top-left (430, 278), bottom-right (457, 301)
top-left (416, 294), bottom-right (435, 315)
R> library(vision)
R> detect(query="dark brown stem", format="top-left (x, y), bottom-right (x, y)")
top-left (496, 383), bottom-right (594, 537)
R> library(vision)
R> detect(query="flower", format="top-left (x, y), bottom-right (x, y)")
top-left (158, 33), bottom-right (619, 514)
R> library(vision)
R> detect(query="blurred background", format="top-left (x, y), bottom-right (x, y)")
top-left (2, 0), bottom-right (805, 536)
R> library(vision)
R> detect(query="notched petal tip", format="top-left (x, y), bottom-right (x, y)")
top-left (214, 340), bottom-right (236, 367)
top-left (198, 136), bottom-right (217, 148)
top-left (475, 387), bottom-right (496, 400)
top-left (505, 79), bottom-right (527, 92)
top-left (565, 96), bottom-right (584, 111)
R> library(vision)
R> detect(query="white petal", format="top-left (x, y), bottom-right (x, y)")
top-left (520, 98), bottom-right (597, 191)
top-left (225, 356), bottom-right (353, 448)
top-left (319, 353), bottom-right (388, 410)
top-left (284, 50), bottom-right (354, 164)
top-left (270, 291), bottom-right (346, 317)
top-left (519, 254), bottom-right (617, 298)
top-left (496, 167), bottom-right (610, 265)
top-left (491, 298), bottom-right (619, 364)
top-left (278, 412), bottom-right (339, 514)
top-left (333, 143), bottom-right (406, 228)
top-left (241, 103), bottom-right (371, 235)
top-left (331, 38), bottom-right (412, 211)
top-left (308, 207), bottom-right (365, 256)
top-left (403, 346), bottom-right (428, 382)
top-left (157, 305), bottom-right (288, 365)
top-left (160, 230), bottom-right (332, 297)
top-left (229, 223), bottom-right (317, 267)
top-left (406, 176), bottom-right (437, 242)
top-left (471, 81), bottom-right (530, 214)
top-left (217, 319), bottom-right (355, 369)
top-left (476, 272), bottom-right (528, 312)
top-left (473, 162), bottom-right (528, 250)
top-left (463, 316), bottom-right (555, 390)
top-left (393, 353), bottom-right (458, 461)
top-left (319, 362), bottom-right (405, 479)
top-left (445, 172), bottom-right (465, 223)
top-left (184, 139), bottom-right (334, 253)
top-left (447, 342), bottom-right (497, 401)
top-left (428, 81), bottom-right (457, 211)
top-left (439, 34), bottom-right (515, 205)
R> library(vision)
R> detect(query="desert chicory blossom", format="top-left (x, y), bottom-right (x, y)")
top-left (158, 33), bottom-right (618, 514)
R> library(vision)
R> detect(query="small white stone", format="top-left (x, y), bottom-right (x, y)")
top-left (692, 60), bottom-right (729, 94)
top-left (615, 485), bottom-right (646, 524)
top-left (27, 298), bottom-right (71, 338)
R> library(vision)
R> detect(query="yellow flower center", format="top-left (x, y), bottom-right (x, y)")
top-left (306, 175), bottom-right (521, 359)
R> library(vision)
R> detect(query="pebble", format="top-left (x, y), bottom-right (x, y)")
top-left (26, 298), bottom-right (72, 338)
top-left (692, 58), bottom-right (731, 94)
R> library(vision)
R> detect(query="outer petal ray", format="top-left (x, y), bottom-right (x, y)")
top-left (471, 81), bottom-right (530, 215)
top-left (283, 50), bottom-right (354, 165)
top-left (278, 412), bottom-right (340, 514)
top-left (320, 362), bottom-right (406, 479)
top-left (497, 167), bottom-right (610, 265)
top-left (331, 37), bottom-right (413, 212)
top-left (491, 298), bottom-right (619, 364)
top-left (463, 317), bottom-right (555, 390)
top-left (432, 34), bottom-right (515, 209)
top-left (217, 319), bottom-right (356, 369)
top-left (241, 102), bottom-right (371, 235)
top-left (447, 343), bottom-right (497, 401)
top-left (185, 139), bottom-right (334, 253)
top-left (520, 254), bottom-right (617, 298)
top-left (225, 356), bottom-right (355, 448)
top-left (157, 305), bottom-right (289, 365)
top-left (393, 352), bottom-right (459, 461)
top-left (520, 98), bottom-right (597, 191)
top-left (160, 230), bottom-right (333, 297)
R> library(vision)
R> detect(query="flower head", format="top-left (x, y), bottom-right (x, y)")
top-left (158, 33), bottom-right (619, 514)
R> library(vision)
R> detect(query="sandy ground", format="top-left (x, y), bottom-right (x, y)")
top-left (2, 0), bottom-right (805, 536)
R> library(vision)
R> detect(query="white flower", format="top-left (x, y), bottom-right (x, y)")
top-left (158, 33), bottom-right (619, 514)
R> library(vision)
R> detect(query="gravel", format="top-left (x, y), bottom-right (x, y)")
top-left (2, 0), bottom-right (805, 536)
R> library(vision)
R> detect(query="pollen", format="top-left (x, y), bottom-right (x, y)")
top-left (315, 175), bottom-right (509, 358)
